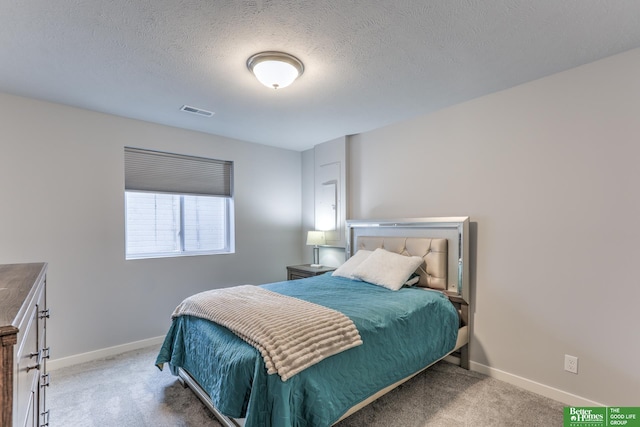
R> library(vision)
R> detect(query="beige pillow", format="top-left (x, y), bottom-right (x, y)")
top-left (352, 248), bottom-right (424, 291)
top-left (332, 250), bottom-right (372, 279)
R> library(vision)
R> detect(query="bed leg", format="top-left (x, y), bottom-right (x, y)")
top-left (178, 376), bottom-right (187, 388)
top-left (460, 345), bottom-right (469, 370)
top-left (458, 300), bottom-right (470, 370)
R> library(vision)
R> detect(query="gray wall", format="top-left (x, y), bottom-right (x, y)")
top-left (0, 92), bottom-right (303, 360)
top-left (346, 48), bottom-right (640, 405)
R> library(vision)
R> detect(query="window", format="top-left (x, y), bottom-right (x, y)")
top-left (124, 147), bottom-right (234, 259)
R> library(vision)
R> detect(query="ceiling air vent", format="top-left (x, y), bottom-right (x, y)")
top-left (180, 105), bottom-right (214, 117)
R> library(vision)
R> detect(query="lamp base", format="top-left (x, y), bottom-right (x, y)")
top-left (312, 246), bottom-right (321, 267)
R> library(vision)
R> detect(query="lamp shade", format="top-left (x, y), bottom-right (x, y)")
top-left (247, 51), bottom-right (304, 89)
top-left (306, 231), bottom-right (326, 246)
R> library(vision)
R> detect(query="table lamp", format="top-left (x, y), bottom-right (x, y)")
top-left (306, 231), bottom-right (326, 268)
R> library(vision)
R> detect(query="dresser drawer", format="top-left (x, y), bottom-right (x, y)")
top-left (15, 307), bottom-right (39, 427)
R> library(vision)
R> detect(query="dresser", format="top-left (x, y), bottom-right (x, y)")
top-left (0, 263), bottom-right (49, 427)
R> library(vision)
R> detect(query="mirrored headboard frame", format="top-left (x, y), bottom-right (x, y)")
top-left (346, 217), bottom-right (470, 303)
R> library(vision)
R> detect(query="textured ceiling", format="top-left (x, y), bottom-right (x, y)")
top-left (2, 1), bottom-right (640, 151)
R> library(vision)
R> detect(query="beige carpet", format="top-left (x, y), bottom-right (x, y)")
top-left (48, 345), bottom-right (564, 426)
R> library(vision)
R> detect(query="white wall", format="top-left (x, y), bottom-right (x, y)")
top-left (301, 149), bottom-right (316, 263)
top-left (347, 48), bottom-right (640, 405)
top-left (0, 92), bottom-right (303, 361)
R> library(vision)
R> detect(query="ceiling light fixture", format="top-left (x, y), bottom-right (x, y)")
top-left (247, 51), bottom-right (304, 90)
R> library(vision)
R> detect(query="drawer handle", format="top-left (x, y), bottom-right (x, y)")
top-left (30, 351), bottom-right (40, 359)
top-left (42, 347), bottom-right (51, 360)
top-left (40, 409), bottom-right (50, 426)
top-left (41, 373), bottom-right (50, 387)
top-left (27, 363), bottom-right (40, 372)
top-left (39, 308), bottom-right (50, 319)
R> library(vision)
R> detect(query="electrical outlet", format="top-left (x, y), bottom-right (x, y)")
top-left (565, 354), bottom-right (578, 374)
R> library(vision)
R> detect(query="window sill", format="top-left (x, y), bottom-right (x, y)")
top-left (126, 250), bottom-right (234, 260)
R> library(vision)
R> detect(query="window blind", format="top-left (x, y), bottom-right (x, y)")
top-left (124, 147), bottom-right (233, 197)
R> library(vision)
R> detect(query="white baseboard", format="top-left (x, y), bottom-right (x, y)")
top-left (469, 361), bottom-right (604, 407)
top-left (47, 336), bottom-right (165, 371)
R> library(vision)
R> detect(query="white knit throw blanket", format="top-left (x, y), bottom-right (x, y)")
top-left (172, 285), bottom-right (363, 381)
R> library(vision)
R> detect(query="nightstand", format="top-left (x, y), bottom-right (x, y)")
top-left (287, 264), bottom-right (336, 280)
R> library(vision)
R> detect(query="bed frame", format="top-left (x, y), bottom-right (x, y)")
top-left (177, 216), bottom-right (471, 427)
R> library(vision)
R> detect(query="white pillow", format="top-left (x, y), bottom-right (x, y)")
top-left (351, 248), bottom-right (424, 291)
top-left (331, 250), bottom-right (372, 279)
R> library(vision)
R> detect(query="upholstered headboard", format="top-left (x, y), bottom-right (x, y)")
top-left (354, 236), bottom-right (447, 289)
top-left (346, 217), bottom-right (470, 302)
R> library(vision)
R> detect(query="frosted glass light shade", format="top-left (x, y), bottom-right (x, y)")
top-left (247, 51), bottom-right (304, 89)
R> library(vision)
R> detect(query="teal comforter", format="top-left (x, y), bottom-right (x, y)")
top-left (156, 273), bottom-right (459, 427)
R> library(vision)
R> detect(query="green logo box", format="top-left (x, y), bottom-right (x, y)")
top-left (564, 407), bottom-right (640, 427)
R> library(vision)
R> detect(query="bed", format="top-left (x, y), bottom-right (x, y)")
top-left (156, 216), bottom-right (471, 426)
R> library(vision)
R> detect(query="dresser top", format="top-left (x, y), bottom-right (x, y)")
top-left (0, 263), bottom-right (47, 335)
